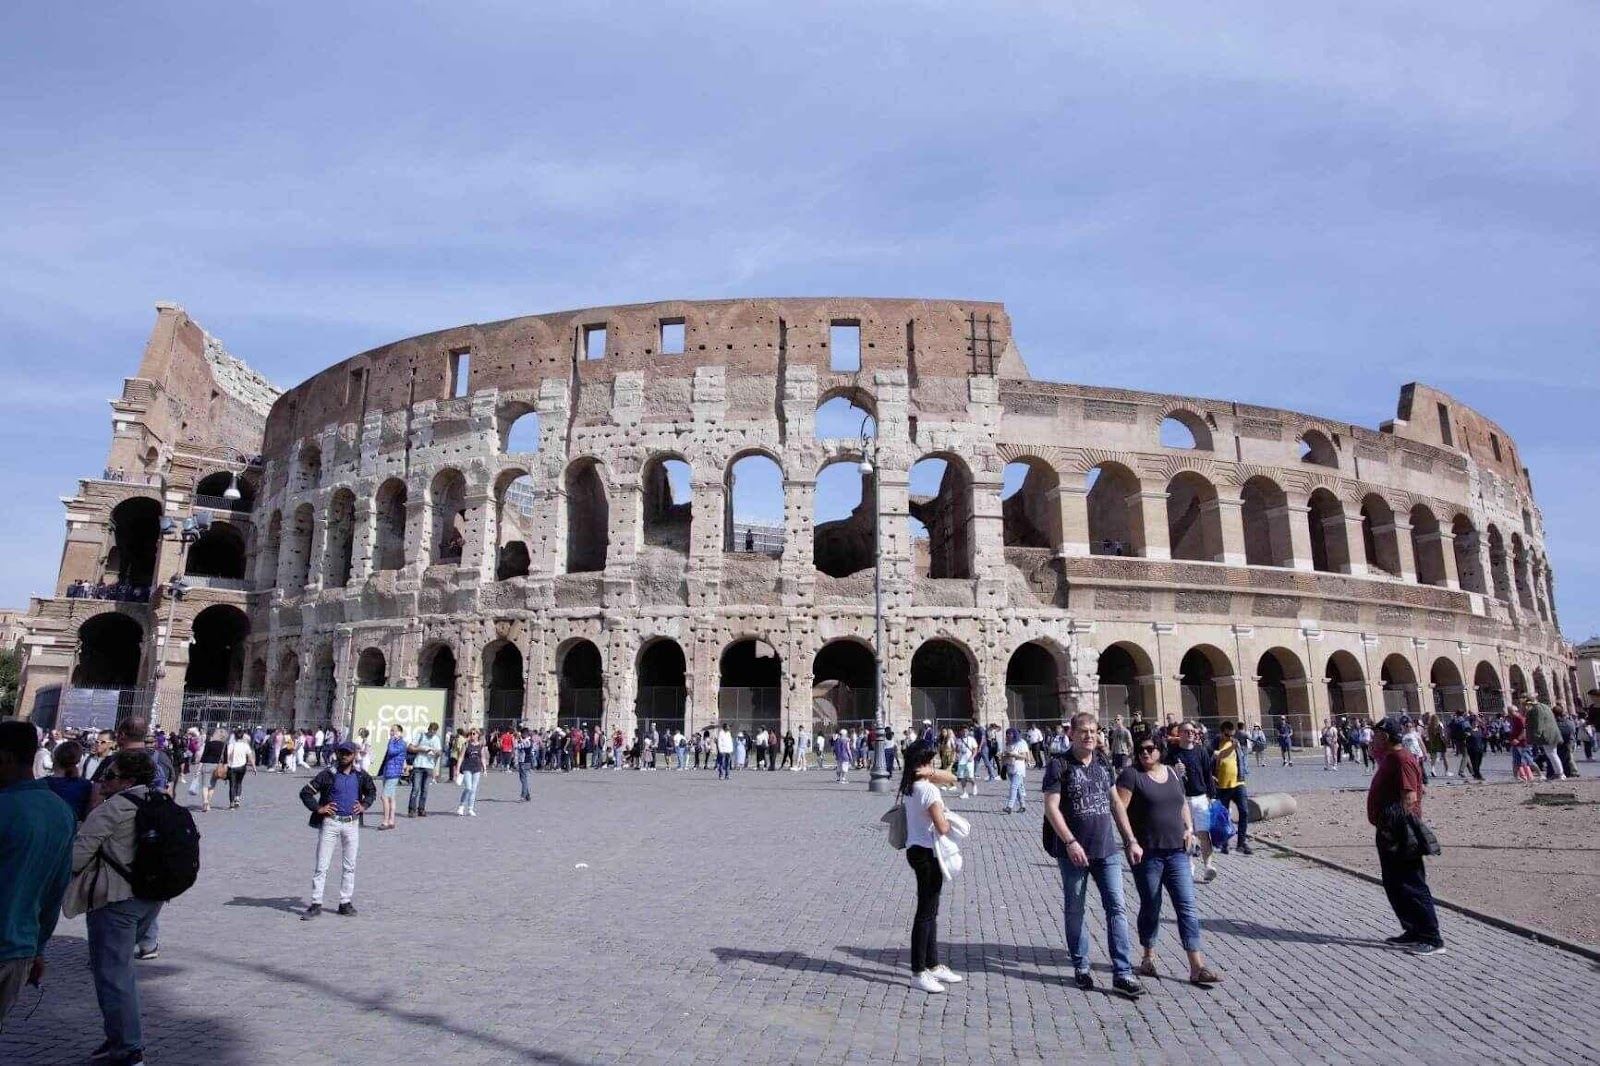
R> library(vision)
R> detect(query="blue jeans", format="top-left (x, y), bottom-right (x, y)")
top-left (1006, 769), bottom-right (1026, 810)
top-left (87, 897), bottom-right (163, 1054)
top-left (676, 745), bottom-right (687, 769)
top-left (1214, 786), bottom-right (1249, 847)
top-left (1057, 855), bottom-right (1133, 979)
top-left (1131, 847), bottom-right (1202, 952)
top-left (458, 770), bottom-right (481, 810)
top-left (716, 753), bottom-right (731, 778)
top-left (408, 767), bottom-right (433, 813)
top-left (517, 765), bottom-right (531, 800)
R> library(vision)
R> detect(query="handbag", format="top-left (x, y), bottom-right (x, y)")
top-left (212, 765), bottom-right (228, 782)
top-left (880, 796), bottom-right (908, 850)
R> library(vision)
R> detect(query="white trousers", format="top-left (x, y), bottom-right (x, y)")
top-left (311, 819), bottom-right (360, 905)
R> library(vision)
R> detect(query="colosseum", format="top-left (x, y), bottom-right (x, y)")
top-left (15, 298), bottom-right (1577, 739)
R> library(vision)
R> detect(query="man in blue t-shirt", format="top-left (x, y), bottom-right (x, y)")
top-left (0, 722), bottom-right (76, 1027)
top-left (1043, 712), bottom-right (1145, 999)
top-left (299, 742), bottom-right (376, 920)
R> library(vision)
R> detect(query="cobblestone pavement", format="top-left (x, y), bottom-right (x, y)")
top-left (3, 762), bottom-right (1596, 1066)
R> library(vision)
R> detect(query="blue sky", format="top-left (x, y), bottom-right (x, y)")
top-left (2, 2), bottom-right (1596, 638)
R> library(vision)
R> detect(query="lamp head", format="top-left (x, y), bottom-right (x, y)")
top-left (222, 474), bottom-right (242, 501)
top-left (858, 458), bottom-right (874, 476)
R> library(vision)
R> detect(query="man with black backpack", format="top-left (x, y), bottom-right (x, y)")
top-left (64, 749), bottom-right (202, 1066)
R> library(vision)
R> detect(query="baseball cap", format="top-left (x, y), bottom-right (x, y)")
top-left (1370, 718), bottom-right (1404, 742)
top-left (335, 740), bottom-right (359, 754)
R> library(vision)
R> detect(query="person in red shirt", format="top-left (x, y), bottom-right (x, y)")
top-left (1367, 717), bottom-right (1444, 955)
top-left (498, 730), bottom-right (515, 771)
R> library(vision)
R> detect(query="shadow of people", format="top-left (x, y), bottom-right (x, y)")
top-left (222, 895), bottom-right (305, 914)
top-left (1200, 917), bottom-right (1392, 949)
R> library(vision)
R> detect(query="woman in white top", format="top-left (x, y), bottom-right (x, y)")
top-left (900, 741), bottom-right (962, 993)
top-left (1002, 727), bottom-right (1031, 813)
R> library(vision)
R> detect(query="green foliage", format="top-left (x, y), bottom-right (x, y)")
top-left (0, 648), bottom-right (17, 714)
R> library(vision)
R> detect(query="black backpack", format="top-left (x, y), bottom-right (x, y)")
top-left (100, 790), bottom-right (201, 902)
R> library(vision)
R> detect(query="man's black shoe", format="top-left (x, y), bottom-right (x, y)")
top-left (337, 902), bottom-right (357, 917)
top-left (1073, 972), bottom-right (1094, 991)
top-left (1385, 933), bottom-right (1418, 945)
top-left (1238, 843), bottom-right (1254, 855)
top-left (89, 1041), bottom-right (114, 1061)
top-left (1112, 976), bottom-right (1147, 999)
top-left (301, 903), bottom-right (323, 921)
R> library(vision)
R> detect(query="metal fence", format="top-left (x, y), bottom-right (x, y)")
top-left (717, 687), bottom-right (781, 733)
top-left (911, 686), bottom-right (971, 723)
top-left (558, 687), bottom-right (602, 729)
top-left (636, 685), bottom-right (687, 733)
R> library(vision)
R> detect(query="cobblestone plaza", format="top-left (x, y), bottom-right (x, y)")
top-left (2, 766), bottom-right (1595, 1066)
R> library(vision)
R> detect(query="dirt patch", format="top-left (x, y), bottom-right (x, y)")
top-left (1253, 778), bottom-right (1600, 947)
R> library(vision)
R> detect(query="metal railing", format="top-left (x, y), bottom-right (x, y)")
top-left (636, 685), bottom-right (687, 732)
top-left (182, 575), bottom-right (252, 591)
top-left (911, 686), bottom-right (970, 723)
top-left (557, 687), bottom-right (602, 729)
top-left (193, 494), bottom-right (252, 514)
top-left (717, 687), bottom-right (780, 730)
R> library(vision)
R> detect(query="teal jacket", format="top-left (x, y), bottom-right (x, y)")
top-left (0, 779), bottom-right (77, 961)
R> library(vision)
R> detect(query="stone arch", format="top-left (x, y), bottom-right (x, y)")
top-left (195, 470), bottom-right (254, 511)
top-left (910, 637), bottom-right (975, 725)
top-left (272, 649), bottom-right (300, 725)
top-left (1001, 457), bottom-right (1061, 549)
top-left (260, 510), bottom-right (282, 588)
top-left (1532, 666), bottom-right (1551, 703)
top-left (725, 450), bottom-right (785, 554)
top-left (1324, 649), bottom-right (1368, 721)
top-left (483, 640), bottom-right (525, 726)
top-left (1409, 504), bottom-right (1447, 587)
top-left (908, 453), bottom-right (974, 579)
top-left (1380, 653), bottom-right (1420, 716)
top-left (812, 638), bottom-right (877, 733)
top-left (636, 637), bottom-right (688, 734)
top-left (1256, 646), bottom-right (1310, 735)
top-left (557, 638), bottom-right (604, 728)
top-left (1306, 488), bottom-right (1350, 573)
top-left (493, 468), bottom-right (535, 580)
top-left (1508, 663), bottom-right (1529, 701)
top-left (73, 613), bottom-right (144, 688)
top-left (355, 647), bottom-right (388, 686)
top-left (428, 467), bottom-right (468, 566)
top-left (323, 488), bottom-right (357, 587)
top-left (295, 443), bottom-right (322, 496)
top-left (373, 478), bottom-right (408, 572)
top-left (1159, 408), bottom-right (1213, 451)
top-left (1178, 644), bottom-right (1237, 727)
top-left (107, 497), bottom-right (162, 587)
top-left (1087, 462), bottom-right (1143, 556)
top-left (284, 502), bottom-right (315, 590)
top-left (815, 388), bottom-right (876, 439)
top-left (184, 604), bottom-right (248, 694)
top-left (1486, 524), bottom-right (1512, 602)
top-left (814, 458), bottom-right (876, 578)
top-left (1451, 515), bottom-right (1485, 594)
top-left (718, 637), bottom-right (782, 733)
top-left (185, 521), bottom-right (248, 580)
top-left (1473, 661), bottom-right (1503, 715)
top-left (1510, 533), bottom-right (1535, 610)
top-left (1166, 471), bottom-right (1222, 562)
top-left (1429, 657), bottom-right (1467, 715)
top-left (1240, 475), bottom-right (1292, 567)
top-left (501, 406), bottom-right (542, 454)
top-left (565, 458), bottom-right (609, 573)
top-left (1299, 430), bottom-right (1339, 468)
top-left (640, 454), bottom-right (693, 553)
top-left (1006, 639), bottom-right (1065, 728)
top-left (1360, 493), bottom-right (1402, 577)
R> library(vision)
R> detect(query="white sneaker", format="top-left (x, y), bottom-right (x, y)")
top-left (929, 965), bottom-right (964, 984)
top-left (467, 809), bottom-right (477, 817)
top-left (1203, 863), bottom-right (1218, 883)
top-left (914, 971), bottom-right (946, 993)
top-left (456, 806), bottom-right (465, 816)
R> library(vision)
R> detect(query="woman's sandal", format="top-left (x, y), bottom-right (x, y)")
top-left (1190, 967), bottom-right (1222, 987)
top-left (1137, 958), bottom-right (1158, 979)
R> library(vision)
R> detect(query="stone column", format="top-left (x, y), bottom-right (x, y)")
top-left (1281, 498), bottom-right (1315, 572)
top-left (304, 495), bottom-right (328, 592)
top-left (780, 476), bottom-right (816, 605)
top-left (1338, 514), bottom-right (1368, 576)
top-left (1431, 530), bottom-right (1460, 590)
top-left (1385, 518), bottom-right (1416, 581)
top-left (1054, 473), bottom-right (1091, 557)
top-left (1212, 494), bottom-right (1246, 566)
top-left (402, 489), bottom-right (428, 579)
top-left (349, 496), bottom-right (375, 584)
top-left (460, 486), bottom-right (495, 580)
top-left (1135, 491), bottom-right (1171, 560)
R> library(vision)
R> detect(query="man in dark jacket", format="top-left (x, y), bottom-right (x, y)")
top-left (299, 741), bottom-right (376, 920)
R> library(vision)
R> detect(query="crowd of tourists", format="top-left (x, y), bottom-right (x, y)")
top-left (1316, 698), bottom-right (1589, 782)
top-left (62, 580), bottom-right (151, 602)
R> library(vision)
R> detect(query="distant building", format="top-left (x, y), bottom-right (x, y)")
top-left (1575, 637), bottom-right (1600, 707)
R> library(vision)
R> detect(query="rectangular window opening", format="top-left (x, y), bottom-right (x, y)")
top-left (829, 321), bottom-right (860, 372)
top-left (584, 324), bottom-right (607, 361)
top-left (346, 368), bottom-right (365, 404)
top-left (1435, 403), bottom-right (1453, 447)
top-left (449, 350), bottom-right (470, 398)
top-left (660, 319), bottom-right (685, 355)
top-left (1489, 433), bottom-right (1502, 462)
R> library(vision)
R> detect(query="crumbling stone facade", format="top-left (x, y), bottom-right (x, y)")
top-left (19, 298), bottom-right (1576, 737)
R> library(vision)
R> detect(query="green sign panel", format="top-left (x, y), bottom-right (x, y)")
top-left (351, 686), bottom-right (450, 771)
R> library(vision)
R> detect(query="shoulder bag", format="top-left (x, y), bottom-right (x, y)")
top-left (880, 794), bottom-right (908, 850)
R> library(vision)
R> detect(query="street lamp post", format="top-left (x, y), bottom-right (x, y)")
top-left (860, 419), bottom-right (891, 793)
top-left (149, 514), bottom-right (209, 728)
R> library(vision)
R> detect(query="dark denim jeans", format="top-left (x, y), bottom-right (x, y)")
top-left (1377, 844), bottom-right (1441, 944)
top-left (906, 845), bottom-right (943, 972)
top-left (407, 767), bottom-right (433, 813)
top-left (1056, 855), bottom-right (1133, 979)
top-left (87, 897), bottom-right (163, 1054)
top-left (1214, 785), bottom-right (1249, 847)
top-left (1131, 847), bottom-right (1202, 952)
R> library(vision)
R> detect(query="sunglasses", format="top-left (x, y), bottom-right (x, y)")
top-left (1137, 745), bottom-right (1159, 754)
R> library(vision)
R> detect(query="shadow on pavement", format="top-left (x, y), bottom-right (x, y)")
top-left (716, 942), bottom-right (1123, 993)
top-left (1201, 917), bottom-right (1392, 949)
top-left (222, 895), bottom-right (304, 914)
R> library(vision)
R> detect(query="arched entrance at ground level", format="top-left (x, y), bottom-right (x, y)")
top-left (557, 640), bottom-right (603, 729)
top-left (1508, 664), bottom-right (1528, 702)
top-left (483, 642), bottom-right (525, 729)
top-left (1324, 651), bottom-right (1368, 722)
top-left (1006, 641), bottom-right (1064, 728)
top-left (636, 639), bottom-right (687, 735)
top-left (1429, 658), bottom-right (1467, 715)
top-left (1178, 645), bottom-right (1237, 729)
top-left (812, 639), bottom-right (876, 735)
top-left (419, 644), bottom-right (457, 724)
top-left (1532, 667), bottom-right (1550, 703)
top-left (355, 648), bottom-right (387, 686)
top-left (73, 613), bottom-right (144, 688)
top-left (718, 638), bottom-right (782, 734)
top-left (1256, 648), bottom-right (1311, 739)
top-left (1097, 643), bottom-right (1154, 724)
top-left (1473, 662), bottom-right (1503, 715)
top-left (911, 639), bottom-right (974, 727)
top-left (1380, 654), bottom-right (1420, 717)
top-left (185, 521), bottom-right (248, 580)
top-left (184, 605), bottom-right (248, 693)
top-left (108, 498), bottom-right (161, 587)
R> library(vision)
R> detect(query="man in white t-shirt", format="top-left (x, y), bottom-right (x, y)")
top-left (224, 728), bottom-right (255, 809)
top-left (795, 728), bottom-right (811, 771)
top-left (714, 726), bottom-right (734, 780)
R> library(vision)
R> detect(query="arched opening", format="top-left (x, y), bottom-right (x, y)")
top-left (260, 510), bottom-right (282, 589)
top-left (1179, 645), bottom-right (1236, 729)
top-left (1001, 459), bottom-right (1061, 549)
top-left (565, 459), bottom-right (609, 573)
top-left (1487, 525), bottom-right (1512, 602)
top-left (1429, 657), bottom-right (1466, 715)
top-left (1380, 654), bottom-right (1420, 716)
top-left (373, 479), bottom-right (408, 572)
top-left (483, 641), bottom-right (525, 728)
top-left (1325, 650), bottom-right (1368, 721)
top-left (1473, 661), bottom-right (1503, 715)
top-left (272, 650), bottom-right (300, 725)
top-left (1006, 641), bottom-right (1063, 728)
top-left (107, 498), bottom-right (161, 587)
top-left (641, 455), bottom-right (692, 552)
top-left (195, 470), bottom-right (255, 512)
top-left (73, 613), bottom-right (144, 688)
top-left (636, 638), bottom-right (687, 734)
top-left (1360, 494), bottom-right (1401, 577)
top-left (502, 408), bottom-right (541, 454)
top-left (1257, 647), bottom-right (1310, 739)
top-left (419, 643), bottom-right (457, 722)
top-left (494, 470), bottom-right (535, 580)
top-left (811, 639), bottom-right (877, 735)
top-left (813, 459), bottom-right (876, 578)
top-left (1166, 472), bottom-right (1222, 562)
top-left (308, 645), bottom-right (337, 727)
top-left (1452, 516), bottom-right (1485, 594)
top-left (815, 392), bottom-right (876, 440)
top-left (284, 503), bottom-right (315, 589)
top-left (295, 445), bottom-right (322, 495)
top-left (247, 657), bottom-right (267, 696)
top-left (1410, 505), bottom-right (1447, 587)
top-left (355, 648), bottom-right (387, 686)
top-left (908, 455), bottom-right (974, 579)
top-left (429, 468), bottom-right (467, 567)
top-left (322, 489), bottom-right (356, 587)
top-left (1159, 410), bottom-right (1212, 451)
top-left (910, 639), bottom-right (973, 726)
top-left (1097, 643), bottom-right (1154, 723)
top-left (1511, 533), bottom-right (1535, 610)
top-left (183, 604), bottom-right (248, 693)
top-left (1087, 462), bottom-right (1142, 556)
top-left (1306, 488), bottom-right (1349, 573)
top-left (557, 640), bottom-right (603, 729)
top-left (1508, 664), bottom-right (1528, 702)
top-left (1299, 430), bottom-right (1339, 468)
top-left (184, 521), bottom-right (248, 580)
top-left (725, 452), bottom-right (784, 555)
top-left (1532, 667), bottom-right (1550, 703)
top-left (1240, 476), bottom-right (1291, 567)
top-left (718, 638), bottom-right (782, 734)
